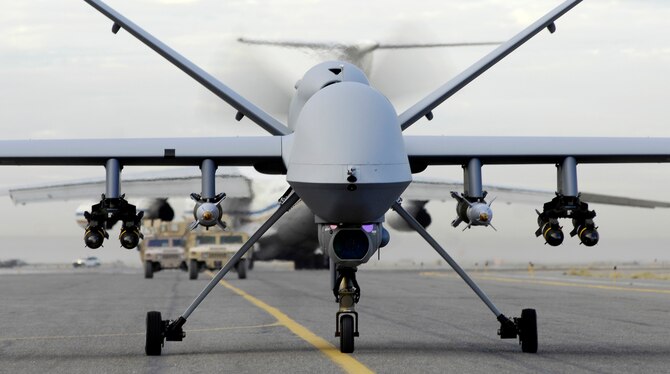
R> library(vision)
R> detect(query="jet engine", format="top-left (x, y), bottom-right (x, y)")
top-left (142, 199), bottom-right (175, 221)
top-left (385, 200), bottom-right (431, 231)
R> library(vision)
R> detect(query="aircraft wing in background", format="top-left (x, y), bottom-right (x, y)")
top-left (3, 167), bottom-right (253, 204)
top-left (405, 177), bottom-right (670, 209)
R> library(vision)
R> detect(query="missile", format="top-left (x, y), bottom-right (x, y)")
top-left (450, 191), bottom-right (496, 231)
top-left (571, 220), bottom-right (599, 247)
top-left (538, 222), bottom-right (564, 246)
top-left (189, 193), bottom-right (227, 231)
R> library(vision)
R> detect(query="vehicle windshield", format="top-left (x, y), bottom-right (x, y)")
top-left (147, 239), bottom-right (170, 247)
top-left (172, 238), bottom-right (185, 247)
top-left (195, 236), bottom-right (217, 245)
top-left (220, 235), bottom-right (244, 244)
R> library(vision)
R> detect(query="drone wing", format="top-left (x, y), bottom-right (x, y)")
top-left (0, 136), bottom-right (281, 166)
top-left (398, 0), bottom-right (582, 131)
top-left (405, 136), bottom-right (670, 166)
top-left (83, 0), bottom-right (290, 136)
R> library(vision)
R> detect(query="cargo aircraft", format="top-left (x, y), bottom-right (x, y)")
top-left (3, 0), bottom-right (670, 356)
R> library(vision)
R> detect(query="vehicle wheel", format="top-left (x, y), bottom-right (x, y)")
top-left (519, 308), bottom-right (538, 353)
top-left (188, 260), bottom-right (198, 280)
top-left (145, 311), bottom-right (163, 356)
top-left (237, 259), bottom-right (247, 279)
top-left (144, 261), bottom-right (154, 279)
top-left (340, 315), bottom-right (355, 353)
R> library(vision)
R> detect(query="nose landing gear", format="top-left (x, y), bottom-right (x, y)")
top-left (334, 268), bottom-right (360, 353)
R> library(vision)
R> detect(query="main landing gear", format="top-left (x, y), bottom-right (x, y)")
top-left (144, 190), bottom-right (300, 356)
top-left (144, 191), bottom-right (536, 355)
top-left (392, 200), bottom-right (538, 353)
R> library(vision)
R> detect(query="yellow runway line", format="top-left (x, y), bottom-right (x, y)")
top-left (421, 271), bottom-right (670, 295)
top-left (208, 272), bottom-right (374, 374)
top-left (0, 322), bottom-right (282, 342)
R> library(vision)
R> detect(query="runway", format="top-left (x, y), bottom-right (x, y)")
top-left (1, 264), bottom-right (670, 373)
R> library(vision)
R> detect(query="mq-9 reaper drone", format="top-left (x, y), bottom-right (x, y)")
top-left (5, 0), bottom-right (670, 356)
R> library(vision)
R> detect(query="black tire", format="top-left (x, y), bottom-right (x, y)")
top-left (144, 261), bottom-right (154, 279)
top-left (237, 259), bottom-right (247, 279)
top-left (188, 260), bottom-right (198, 280)
top-left (519, 308), bottom-right (538, 353)
top-left (340, 315), bottom-right (355, 353)
top-left (145, 311), bottom-right (163, 356)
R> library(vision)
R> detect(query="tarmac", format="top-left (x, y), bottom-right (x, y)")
top-left (1, 263), bottom-right (670, 373)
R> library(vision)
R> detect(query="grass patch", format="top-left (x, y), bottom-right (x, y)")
top-left (565, 268), bottom-right (593, 277)
top-left (630, 272), bottom-right (670, 280)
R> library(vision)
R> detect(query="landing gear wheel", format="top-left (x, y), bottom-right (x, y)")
top-left (519, 308), bottom-right (538, 353)
top-left (340, 315), bottom-right (355, 353)
top-left (145, 311), bottom-right (164, 356)
top-left (144, 261), bottom-right (153, 279)
top-left (237, 259), bottom-right (247, 279)
top-left (188, 259), bottom-right (198, 280)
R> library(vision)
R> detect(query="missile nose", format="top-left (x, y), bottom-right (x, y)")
top-left (544, 228), bottom-right (564, 246)
top-left (85, 231), bottom-right (104, 249)
top-left (120, 231), bottom-right (140, 249)
top-left (479, 212), bottom-right (489, 222)
top-left (579, 228), bottom-right (599, 247)
top-left (202, 211), bottom-right (213, 221)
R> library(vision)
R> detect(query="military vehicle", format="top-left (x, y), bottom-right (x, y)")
top-left (186, 230), bottom-right (251, 280)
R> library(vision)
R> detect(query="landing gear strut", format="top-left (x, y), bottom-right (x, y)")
top-left (144, 191), bottom-right (300, 356)
top-left (392, 200), bottom-right (538, 353)
top-left (333, 268), bottom-right (360, 353)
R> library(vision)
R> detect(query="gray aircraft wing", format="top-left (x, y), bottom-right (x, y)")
top-left (0, 137), bottom-right (282, 166)
top-left (404, 136), bottom-right (670, 166)
top-left (237, 37), bottom-right (502, 51)
top-left (83, 0), bottom-right (290, 136)
top-left (3, 168), bottom-right (253, 204)
top-left (398, 0), bottom-right (582, 131)
top-left (404, 177), bottom-right (670, 209)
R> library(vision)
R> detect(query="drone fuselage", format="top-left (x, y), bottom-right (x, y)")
top-left (286, 61), bottom-right (411, 224)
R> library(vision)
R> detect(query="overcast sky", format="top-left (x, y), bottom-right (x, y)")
top-left (0, 0), bottom-right (669, 265)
